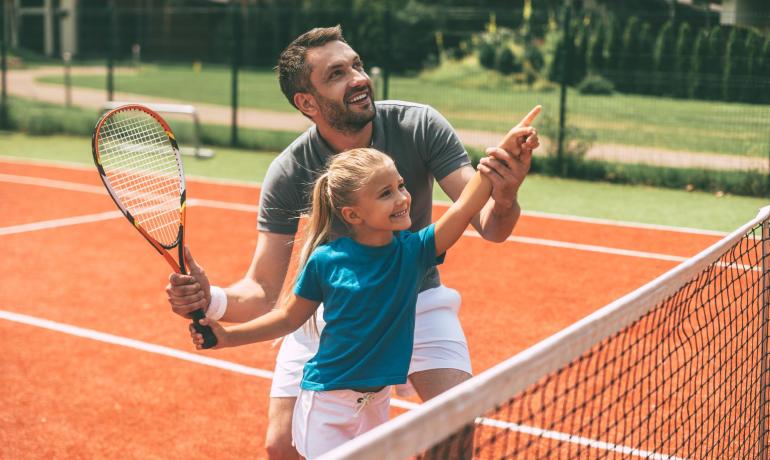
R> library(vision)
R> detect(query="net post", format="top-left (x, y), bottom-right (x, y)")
top-left (762, 217), bottom-right (770, 460)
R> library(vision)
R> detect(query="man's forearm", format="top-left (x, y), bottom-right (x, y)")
top-left (477, 198), bottom-right (521, 242)
top-left (221, 277), bottom-right (281, 323)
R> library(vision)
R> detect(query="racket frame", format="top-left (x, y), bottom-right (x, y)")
top-left (92, 104), bottom-right (188, 274)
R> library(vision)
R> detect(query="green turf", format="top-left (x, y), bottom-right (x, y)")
top-left (40, 62), bottom-right (770, 157)
top-left (2, 132), bottom-right (765, 233)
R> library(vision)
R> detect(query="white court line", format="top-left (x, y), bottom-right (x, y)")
top-left (0, 173), bottom-right (105, 194)
top-left (0, 173), bottom-right (691, 262)
top-left (0, 156), bottom-right (729, 236)
top-left (496, 232), bottom-right (688, 263)
top-left (0, 309), bottom-right (274, 379)
top-left (521, 209), bottom-right (726, 237)
top-left (0, 309), bottom-right (682, 460)
top-left (0, 210), bottom-right (123, 236)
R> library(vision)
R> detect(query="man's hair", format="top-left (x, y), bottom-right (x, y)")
top-left (277, 25), bottom-right (347, 109)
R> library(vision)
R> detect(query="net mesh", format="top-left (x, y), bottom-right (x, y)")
top-left (97, 109), bottom-right (184, 247)
top-left (322, 208), bottom-right (770, 460)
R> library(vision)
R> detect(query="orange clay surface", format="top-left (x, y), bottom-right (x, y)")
top-left (0, 159), bottom-right (722, 459)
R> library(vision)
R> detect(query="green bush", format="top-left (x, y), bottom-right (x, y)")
top-left (3, 97), bottom-right (299, 153)
top-left (7, 101), bottom-right (96, 136)
top-left (478, 43), bottom-right (497, 70)
top-left (577, 74), bottom-right (615, 95)
top-left (524, 44), bottom-right (545, 72)
top-left (495, 47), bottom-right (518, 75)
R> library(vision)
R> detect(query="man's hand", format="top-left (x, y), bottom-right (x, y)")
top-left (166, 247), bottom-right (211, 319)
top-left (477, 105), bottom-right (541, 209)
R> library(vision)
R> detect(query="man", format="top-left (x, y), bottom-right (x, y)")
top-left (167, 26), bottom-right (539, 459)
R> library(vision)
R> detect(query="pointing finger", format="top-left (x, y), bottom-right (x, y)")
top-left (516, 105), bottom-right (542, 128)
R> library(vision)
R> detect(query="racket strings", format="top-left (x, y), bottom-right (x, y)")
top-left (97, 111), bottom-right (183, 247)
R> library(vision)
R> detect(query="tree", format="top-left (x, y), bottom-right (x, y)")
top-left (688, 28), bottom-right (709, 100)
top-left (636, 22), bottom-right (654, 95)
top-left (705, 26), bottom-right (724, 100)
top-left (760, 37), bottom-right (770, 104)
top-left (618, 16), bottom-right (640, 93)
top-left (673, 23), bottom-right (692, 98)
top-left (586, 19), bottom-right (606, 76)
top-left (653, 20), bottom-right (676, 97)
top-left (572, 18), bottom-right (590, 85)
top-left (602, 14), bottom-right (623, 87)
top-left (742, 30), bottom-right (761, 103)
top-left (722, 27), bottom-right (747, 101)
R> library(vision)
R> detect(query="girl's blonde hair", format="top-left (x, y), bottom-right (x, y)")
top-left (286, 148), bottom-right (393, 335)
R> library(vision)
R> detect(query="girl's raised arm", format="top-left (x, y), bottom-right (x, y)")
top-left (434, 105), bottom-right (541, 256)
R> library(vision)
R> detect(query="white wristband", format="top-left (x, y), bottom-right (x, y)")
top-left (206, 285), bottom-right (227, 321)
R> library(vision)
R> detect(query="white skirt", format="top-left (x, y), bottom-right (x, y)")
top-left (291, 386), bottom-right (391, 459)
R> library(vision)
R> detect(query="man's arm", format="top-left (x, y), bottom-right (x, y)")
top-left (166, 231), bottom-right (295, 323)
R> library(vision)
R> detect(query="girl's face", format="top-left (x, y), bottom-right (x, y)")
top-left (342, 160), bottom-right (412, 235)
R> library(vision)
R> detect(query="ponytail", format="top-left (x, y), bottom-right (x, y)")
top-left (276, 148), bottom-right (392, 338)
top-left (277, 173), bottom-right (335, 337)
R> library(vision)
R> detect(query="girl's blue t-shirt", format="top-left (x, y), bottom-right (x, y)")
top-left (293, 224), bottom-right (444, 391)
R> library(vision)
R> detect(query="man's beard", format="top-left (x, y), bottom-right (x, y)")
top-left (313, 88), bottom-right (376, 134)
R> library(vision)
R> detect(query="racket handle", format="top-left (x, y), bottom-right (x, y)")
top-left (190, 309), bottom-right (218, 349)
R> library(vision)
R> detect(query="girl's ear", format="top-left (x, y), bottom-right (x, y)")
top-left (340, 206), bottom-right (362, 226)
top-left (294, 92), bottom-right (318, 118)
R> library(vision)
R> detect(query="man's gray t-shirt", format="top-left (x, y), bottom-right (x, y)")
top-left (258, 100), bottom-right (470, 291)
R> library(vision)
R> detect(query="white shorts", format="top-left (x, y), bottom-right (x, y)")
top-left (291, 387), bottom-right (391, 459)
top-left (270, 285), bottom-right (471, 398)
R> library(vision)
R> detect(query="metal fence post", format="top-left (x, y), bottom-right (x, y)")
top-left (106, 0), bottom-right (115, 102)
top-left (230, 0), bottom-right (241, 147)
top-left (557, 1), bottom-right (573, 176)
top-left (0, 0), bottom-right (7, 129)
top-left (382, 4), bottom-right (391, 101)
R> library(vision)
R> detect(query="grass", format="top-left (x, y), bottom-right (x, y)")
top-left (39, 61), bottom-right (770, 157)
top-left (1, 131), bottom-right (766, 233)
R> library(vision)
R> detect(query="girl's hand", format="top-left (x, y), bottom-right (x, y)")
top-left (190, 317), bottom-right (227, 350)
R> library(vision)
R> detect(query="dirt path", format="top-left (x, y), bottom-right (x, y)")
top-left (7, 66), bottom-right (767, 172)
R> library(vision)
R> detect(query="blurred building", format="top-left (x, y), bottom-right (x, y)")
top-left (721, 0), bottom-right (770, 31)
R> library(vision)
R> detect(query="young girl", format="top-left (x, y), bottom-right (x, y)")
top-left (192, 146), bottom-right (517, 458)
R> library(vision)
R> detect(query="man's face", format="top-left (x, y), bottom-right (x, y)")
top-left (304, 41), bottom-right (376, 133)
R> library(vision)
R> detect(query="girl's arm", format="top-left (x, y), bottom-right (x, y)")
top-left (192, 293), bottom-right (320, 349)
top-left (434, 168), bottom-right (493, 256)
top-left (434, 121), bottom-right (537, 256)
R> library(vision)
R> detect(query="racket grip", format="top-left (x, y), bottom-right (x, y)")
top-left (191, 309), bottom-right (218, 349)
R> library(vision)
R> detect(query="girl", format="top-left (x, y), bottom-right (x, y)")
top-left (192, 145), bottom-right (518, 458)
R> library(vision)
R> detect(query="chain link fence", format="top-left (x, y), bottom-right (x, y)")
top-left (2, 1), bottom-right (770, 195)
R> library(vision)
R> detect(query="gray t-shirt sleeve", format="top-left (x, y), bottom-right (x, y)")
top-left (421, 105), bottom-right (471, 180)
top-left (257, 156), bottom-right (304, 235)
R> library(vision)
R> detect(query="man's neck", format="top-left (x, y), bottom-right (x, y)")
top-left (316, 122), bottom-right (373, 153)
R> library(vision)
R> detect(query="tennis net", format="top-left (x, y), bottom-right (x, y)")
top-left (321, 206), bottom-right (770, 460)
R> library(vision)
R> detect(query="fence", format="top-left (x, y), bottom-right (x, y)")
top-left (2, 1), bottom-right (770, 196)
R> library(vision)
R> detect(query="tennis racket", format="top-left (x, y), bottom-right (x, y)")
top-left (92, 104), bottom-right (217, 349)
